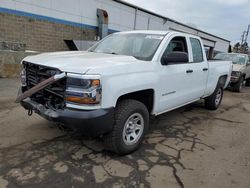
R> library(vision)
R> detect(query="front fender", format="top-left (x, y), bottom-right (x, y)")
top-left (101, 71), bottom-right (157, 108)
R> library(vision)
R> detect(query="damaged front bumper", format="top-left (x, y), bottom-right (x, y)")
top-left (230, 76), bottom-right (240, 83)
top-left (21, 98), bottom-right (114, 136)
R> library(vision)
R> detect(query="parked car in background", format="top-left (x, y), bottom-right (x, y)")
top-left (17, 31), bottom-right (232, 154)
top-left (214, 53), bottom-right (250, 92)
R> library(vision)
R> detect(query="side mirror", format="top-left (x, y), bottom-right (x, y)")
top-left (161, 52), bottom-right (189, 65)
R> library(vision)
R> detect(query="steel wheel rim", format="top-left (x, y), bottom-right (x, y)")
top-left (215, 88), bottom-right (222, 106)
top-left (122, 113), bottom-right (144, 146)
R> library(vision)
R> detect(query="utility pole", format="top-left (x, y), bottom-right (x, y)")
top-left (242, 25), bottom-right (250, 53)
top-left (244, 24), bottom-right (250, 44)
top-left (240, 25), bottom-right (250, 53)
top-left (241, 31), bottom-right (246, 46)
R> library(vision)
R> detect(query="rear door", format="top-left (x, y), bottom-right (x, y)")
top-left (246, 56), bottom-right (250, 79)
top-left (186, 37), bottom-right (208, 99)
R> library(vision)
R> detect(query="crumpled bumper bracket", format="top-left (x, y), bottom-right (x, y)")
top-left (16, 72), bottom-right (66, 103)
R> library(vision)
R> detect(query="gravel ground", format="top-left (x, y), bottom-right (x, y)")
top-left (0, 78), bottom-right (250, 188)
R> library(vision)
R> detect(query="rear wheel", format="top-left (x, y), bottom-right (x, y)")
top-left (205, 86), bottom-right (223, 110)
top-left (233, 77), bottom-right (243, 92)
top-left (104, 99), bottom-right (149, 155)
top-left (245, 78), bottom-right (250, 87)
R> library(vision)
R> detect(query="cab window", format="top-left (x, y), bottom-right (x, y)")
top-left (161, 36), bottom-right (188, 64)
top-left (190, 38), bottom-right (204, 63)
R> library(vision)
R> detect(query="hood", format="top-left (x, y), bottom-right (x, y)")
top-left (232, 64), bottom-right (245, 72)
top-left (23, 51), bottom-right (138, 74)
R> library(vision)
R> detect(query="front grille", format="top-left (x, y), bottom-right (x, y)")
top-left (231, 71), bottom-right (241, 77)
top-left (24, 61), bottom-right (66, 109)
top-left (231, 71), bottom-right (237, 77)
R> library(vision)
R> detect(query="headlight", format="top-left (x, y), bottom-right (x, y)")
top-left (20, 65), bottom-right (27, 87)
top-left (231, 71), bottom-right (241, 77)
top-left (65, 73), bottom-right (102, 105)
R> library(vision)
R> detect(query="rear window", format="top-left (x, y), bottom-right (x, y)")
top-left (214, 53), bottom-right (246, 65)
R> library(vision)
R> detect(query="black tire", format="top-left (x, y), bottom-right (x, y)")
top-left (104, 99), bottom-right (149, 155)
top-left (245, 78), bottom-right (250, 87)
top-left (233, 77), bottom-right (243, 92)
top-left (205, 86), bottom-right (224, 110)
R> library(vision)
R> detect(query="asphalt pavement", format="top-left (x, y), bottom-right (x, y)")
top-left (0, 78), bottom-right (250, 188)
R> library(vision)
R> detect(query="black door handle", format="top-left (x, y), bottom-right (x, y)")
top-left (186, 69), bottom-right (193, 73)
top-left (203, 68), bottom-right (208, 71)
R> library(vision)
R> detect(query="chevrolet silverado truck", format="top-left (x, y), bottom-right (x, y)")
top-left (17, 31), bottom-right (232, 155)
top-left (214, 53), bottom-right (250, 92)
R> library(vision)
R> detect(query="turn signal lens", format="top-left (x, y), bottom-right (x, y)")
top-left (92, 79), bottom-right (100, 86)
top-left (65, 96), bottom-right (99, 104)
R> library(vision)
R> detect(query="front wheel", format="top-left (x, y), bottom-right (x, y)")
top-left (233, 77), bottom-right (244, 92)
top-left (245, 78), bottom-right (250, 87)
top-left (104, 99), bottom-right (149, 155)
top-left (205, 86), bottom-right (223, 110)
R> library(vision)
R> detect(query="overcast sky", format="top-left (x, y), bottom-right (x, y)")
top-left (125, 0), bottom-right (250, 45)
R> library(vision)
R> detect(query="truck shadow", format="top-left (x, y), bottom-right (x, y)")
top-left (0, 100), bottom-right (215, 188)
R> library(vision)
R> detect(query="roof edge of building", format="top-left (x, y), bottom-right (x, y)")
top-left (113, 0), bottom-right (230, 43)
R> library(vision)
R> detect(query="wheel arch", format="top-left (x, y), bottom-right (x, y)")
top-left (242, 73), bottom-right (246, 79)
top-left (116, 89), bottom-right (155, 114)
top-left (218, 75), bottom-right (228, 88)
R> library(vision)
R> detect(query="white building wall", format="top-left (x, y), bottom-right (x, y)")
top-left (215, 39), bottom-right (230, 52)
top-left (0, 0), bottom-right (230, 52)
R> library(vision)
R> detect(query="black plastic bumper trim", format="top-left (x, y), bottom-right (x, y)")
top-left (21, 98), bottom-right (114, 136)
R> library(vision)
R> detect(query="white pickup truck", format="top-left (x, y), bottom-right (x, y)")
top-left (18, 31), bottom-right (232, 154)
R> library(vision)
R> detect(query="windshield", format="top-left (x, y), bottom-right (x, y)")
top-left (214, 53), bottom-right (246, 65)
top-left (89, 33), bottom-right (164, 61)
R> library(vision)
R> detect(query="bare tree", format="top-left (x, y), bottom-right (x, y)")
top-left (233, 42), bottom-right (241, 53)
